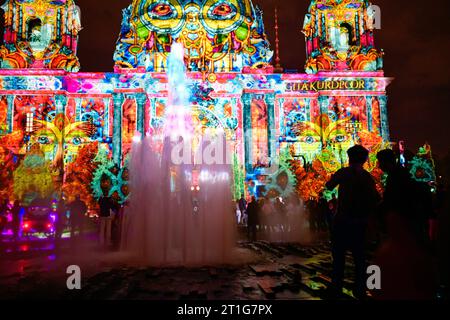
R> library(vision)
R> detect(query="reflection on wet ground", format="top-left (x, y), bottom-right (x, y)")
top-left (0, 231), bottom-right (362, 300)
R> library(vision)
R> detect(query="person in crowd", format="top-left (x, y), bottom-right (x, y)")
top-left (327, 194), bottom-right (338, 234)
top-left (235, 200), bottom-right (241, 225)
top-left (98, 192), bottom-right (115, 247)
top-left (318, 193), bottom-right (330, 232)
top-left (68, 195), bottom-right (87, 239)
top-left (325, 145), bottom-right (380, 299)
top-left (257, 197), bottom-right (266, 234)
top-left (377, 149), bottom-right (433, 245)
top-left (306, 198), bottom-right (319, 232)
top-left (11, 200), bottom-right (21, 240)
top-left (110, 192), bottom-right (123, 249)
top-left (372, 149), bottom-right (436, 300)
top-left (0, 198), bottom-right (8, 216)
top-left (238, 195), bottom-right (247, 226)
top-left (437, 180), bottom-right (449, 300)
top-left (0, 199), bottom-right (9, 234)
top-left (246, 196), bottom-right (260, 242)
top-left (261, 196), bottom-right (274, 235)
top-left (275, 197), bottom-right (287, 233)
top-left (111, 200), bottom-right (126, 250)
top-left (286, 196), bottom-right (298, 236)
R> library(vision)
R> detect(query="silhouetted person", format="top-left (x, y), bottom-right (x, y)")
top-left (0, 199), bottom-right (8, 234)
top-left (373, 149), bottom-right (436, 299)
top-left (274, 197), bottom-right (287, 232)
top-left (261, 197), bottom-right (274, 234)
top-left (68, 195), bottom-right (87, 239)
top-left (378, 149), bottom-right (432, 244)
top-left (99, 193), bottom-right (114, 247)
top-left (326, 145), bottom-right (380, 299)
top-left (318, 193), bottom-right (330, 232)
top-left (307, 199), bottom-right (320, 232)
top-left (11, 200), bottom-right (21, 240)
top-left (437, 182), bottom-right (449, 299)
top-left (247, 196), bottom-right (259, 242)
top-left (257, 198), bottom-right (265, 232)
top-left (238, 195), bottom-right (247, 225)
top-left (327, 195), bottom-right (338, 234)
top-left (0, 199), bottom-right (8, 215)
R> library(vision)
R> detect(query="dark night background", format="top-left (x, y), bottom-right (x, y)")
top-left (3, 1), bottom-right (450, 161)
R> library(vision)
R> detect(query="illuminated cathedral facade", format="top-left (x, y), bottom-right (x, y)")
top-left (0, 0), bottom-right (392, 206)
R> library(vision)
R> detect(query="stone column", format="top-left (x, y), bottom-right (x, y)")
top-left (6, 95), bottom-right (15, 133)
top-left (135, 93), bottom-right (148, 137)
top-left (112, 93), bottom-right (125, 165)
top-left (102, 97), bottom-right (112, 137)
top-left (366, 96), bottom-right (373, 132)
top-left (265, 92), bottom-right (276, 166)
top-left (242, 93), bottom-right (253, 173)
top-left (378, 95), bottom-right (390, 142)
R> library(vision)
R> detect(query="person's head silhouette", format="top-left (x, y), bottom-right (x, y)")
top-left (347, 145), bottom-right (369, 166)
top-left (377, 149), bottom-right (397, 173)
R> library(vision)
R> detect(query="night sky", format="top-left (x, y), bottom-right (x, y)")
top-left (13, 0), bottom-right (450, 157)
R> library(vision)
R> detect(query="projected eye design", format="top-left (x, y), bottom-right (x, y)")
top-left (70, 137), bottom-right (83, 146)
top-left (140, 1), bottom-right (182, 32)
top-left (213, 4), bottom-right (233, 16)
top-left (201, 0), bottom-right (248, 34)
top-left (302, 136), bottom-right (319, 144)
top-left (151, 4), bottom-right (173, 17)
top-left (37, 136), bottom-right (50, 144)
top-left (334, 134), bottom-right (348, 143)
top-left (146, 1), bottom-right (179, 21)
top-left (209, 2), bottom-right (237, 20)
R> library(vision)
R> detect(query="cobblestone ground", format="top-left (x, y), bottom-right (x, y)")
top-left (0, 231), bottom-right (370, 300)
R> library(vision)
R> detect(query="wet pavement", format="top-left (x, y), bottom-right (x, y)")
top-left (0, 231), bottom-right (367, 300)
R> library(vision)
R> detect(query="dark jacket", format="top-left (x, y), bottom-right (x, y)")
top-left (238, 198), bottom-right (247, 213)
top-left (326, 165), bottom-right (380, 220)
top-left (69, 199), bottom-right (87, 222)
top-left (99, 196), bottom-right (114, 218)
top-left (247, 201), bottom-right (260, 226)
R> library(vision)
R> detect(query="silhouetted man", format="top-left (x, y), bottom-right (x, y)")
top-left (318, 193), bottom-right (330, 232)
top-left (68, 195), bottom-right (87, 239)
top-left (374, 149), bottom-right (436, 299)
top-left (99, 193), bottom-right (114, 247)
top-left (11, 200), bottom-right (21, 240)
top-left (326, 145), bottom-right (380, 299)
top-left (246, 196), bottom-right (259, 242)
top-left (0, 199), bottom-right (8, 234)
top-left (238, 195), bottom-right (247, 225)
top-left (377, 149), bottom-right (431, 244)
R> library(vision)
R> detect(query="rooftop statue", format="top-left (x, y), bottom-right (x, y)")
top-left (0, 0), bottom-right (82, 71)
top-left (302, 0), bottom-right (383, 74)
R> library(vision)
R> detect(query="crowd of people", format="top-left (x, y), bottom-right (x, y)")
top-left (235, 194), bottom-right (306, 242)
top-left (237, 145), bottom-right (448, 300)
top-left (0, 144), bottom-right (448, 300)
top-left (322, 146), bottom-right (446, 300)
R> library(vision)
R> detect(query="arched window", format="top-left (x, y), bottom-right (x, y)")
top-left (339, 23), bottom-right (354, 47)
top-left (27, 18), bottom-right (42, 43)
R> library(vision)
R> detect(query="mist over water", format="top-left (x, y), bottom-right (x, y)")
top-left (121, 43), bottom-right (236, 266)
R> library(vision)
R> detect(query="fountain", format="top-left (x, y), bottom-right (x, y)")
top-left (122, 43), bottom-right (236, 266)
